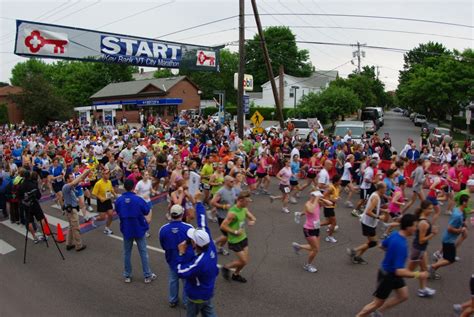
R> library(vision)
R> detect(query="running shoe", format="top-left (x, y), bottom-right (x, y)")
top-left (445, 210), bottom-right (452, 216)
top-left (262, 190), bottom-right (270, 195)
top-left (87, 206), bottom-right (93, 212)
top-left (352, 256), bottom-right (368, 265)
top-left (292, 242), bottom-right (301, 254)
top-left (303, 264), bottom-right (318, 273)
top-left (145, 232), bottom-right (151, 238)
top-left (124, 277), bottom-right (132, 283)
top-left (232, 274), bottom-right (247, 283)
top-left (453, 304), bottom-right (462, 314)
top-left (144, 273), bottom-right (157, 284)
top-left (432, 250), bottom-right (442, 261)
top-left (289, 197), bottom-right (298, 204)
top-left (282, 207), bottom-right (290, 214)
top-left (326, 225), bottom-right (339, 232)
top-left (103, 227), bottom-right (113, 235)
top-left (221, 267), bottom-right (230, 280)
top-left (325, 236), bottom-right (337, 243)
top-left (351, 209), bottom-right (361, 217)
top-left (455, 256), bottom-right (461, 262)
top-left (346, 248), bottom-right (356, 257)
top-left (294, 212), bottom-right (301, 224)
top-left (345, 201), bottom-right (354, 208)
top-left (428, 266), bottom-right (441, 280)
top-left (218, 248), bottom-right (229, 256)
top-left (417, 287), bottom-right (436, 297)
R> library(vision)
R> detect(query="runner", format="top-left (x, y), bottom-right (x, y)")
top-left (402, 159), bottom-right (426, 213)
top-left (291, 191), bottom-right (332, 273)
top-left (347, 182), bottom-right (387, 264)
top-left (91, 169), bottom-right (117, 235)
top-left (220, 190), bottom-right (256, 283)
top-left (321, 174), bottom-right (341, 243)
top-left (353, 159), bottom-right (377, 217)
top-left (270, 158), bottom-right (292, 214)
top-left (355, 214), bottom-right (429, 317)
top-left (341, 154), bottom-right (356, 208)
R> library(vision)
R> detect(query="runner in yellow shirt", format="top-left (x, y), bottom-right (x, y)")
top-left (92, 169), bottom-right (117, 235)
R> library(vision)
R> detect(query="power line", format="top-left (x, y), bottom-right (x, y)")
top-left (155, 16), bottom-right (237, 38)
top-left (51, 0), bottom-right (102, 23)
top-left (39, 0), bottom-right (81, 21)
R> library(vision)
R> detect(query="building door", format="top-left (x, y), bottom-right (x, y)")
top-left (103, 110), bottom-right (115, 125)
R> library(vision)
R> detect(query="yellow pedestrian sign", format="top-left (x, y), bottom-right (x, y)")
top-left (252, 127), bottom-right (264, 134)
top-left (250, 110), bottom-right (264, 126)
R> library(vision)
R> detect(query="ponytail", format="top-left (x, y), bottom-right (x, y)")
top-left (415, 200), bottom-right (433, 220)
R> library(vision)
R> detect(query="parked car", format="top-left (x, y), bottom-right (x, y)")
top-left (211, 111), bottom-right (233, 122)
top-left (360, 108), bottom-right (380, 129)
top-left (287, 118), bottom-right (324, 138)
top-left (403, 109), bottom-right (410, 117)
top-left (414, 114), bottom-right (427, 126)
top-left (366, 107), bottom-right (384, 126)
top-left (420, 121), bottom-right (437, 133)
top-left (392, 107), bottom-right (403, 113)
top-left (334, 121), bottom-right (365, 144)
top-left (363, 120), bottom-right (376, 135)
top-left (430, 127), bottom-right (452, 143)
top-left (409, 112), bottom-right (418, 121)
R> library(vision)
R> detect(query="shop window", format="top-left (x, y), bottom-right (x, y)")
top-left (125, 104), bottom-right (139, 111)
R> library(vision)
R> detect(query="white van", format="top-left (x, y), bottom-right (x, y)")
top-left (366, 107), bottom-right (384, 126)
top-left (286, 118), bottom-right (324, 138)
top-left (334, 121), bottom-right (365, 144)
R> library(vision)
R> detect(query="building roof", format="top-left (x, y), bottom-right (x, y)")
top-left (0, 85), bottom-right (22, 96)
top-left (262, 71), bottom-right (338, 89)
top-left (90, 76), bottom-right (193, 99)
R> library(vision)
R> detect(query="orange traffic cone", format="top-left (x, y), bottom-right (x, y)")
top-left (56, 223), bottom-right (65, 243)
top-left (42, 220), bottom-right (52, 236)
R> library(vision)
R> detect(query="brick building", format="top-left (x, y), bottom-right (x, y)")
top-left (0, 85), bottom-right (23, 124)
top-left (75, 76), bottom-right (200, 124)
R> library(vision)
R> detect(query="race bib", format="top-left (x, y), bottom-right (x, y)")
top-left (313, 220), bottom-right (320, 229)
top-left (105, 191), bottom-right (112, 199)
top-left (284, 186), bottom-right (291, 194)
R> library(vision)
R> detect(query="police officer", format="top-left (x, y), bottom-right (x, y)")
top-left (159, 204), bottom-right (194, 308)
top-left (177, 228), bottom-right (219, 317)
top-left (115, 179), bottom-right (157, 283)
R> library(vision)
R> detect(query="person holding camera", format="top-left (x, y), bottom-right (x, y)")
top-left (177, 228), bottom-right (218, 317)
top-left (18, 170), bottom-right (47, 244)
top-left (62, 169), bottom-right (91, 252)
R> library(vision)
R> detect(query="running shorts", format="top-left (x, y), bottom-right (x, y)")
top-left (228, 238), bottom-right (248, 253)
top-left (373, 269), bottom-right (406, 300)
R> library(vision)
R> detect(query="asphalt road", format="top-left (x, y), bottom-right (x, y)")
top-left (0, 111), bottom-right (472, 317)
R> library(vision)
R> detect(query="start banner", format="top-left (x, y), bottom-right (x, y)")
top-left (14, 20), bottom-right (220, 71)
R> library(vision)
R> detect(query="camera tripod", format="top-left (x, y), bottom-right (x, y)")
top-left (23, 207), bottom-right (65, 264)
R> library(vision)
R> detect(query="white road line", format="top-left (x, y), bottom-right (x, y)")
top-left (108, 234), bottom-right (224, 269)
top-left (44, 214), bottom-right (69, 229)
top-left (50, 205), bottom-right (99, 218)
top-left (1, 221), bottom-right (32, 240)
top-left (0, 239), bottom-right (16, 255)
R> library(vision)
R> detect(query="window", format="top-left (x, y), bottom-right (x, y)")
top-left (124, 104), bottom-right (139, 111)
top-left (167, 105), bottom-right (178, 117)
top-left (289, 92), bottom-right (294, 98)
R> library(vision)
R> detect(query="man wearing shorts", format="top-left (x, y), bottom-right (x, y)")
top-left (220, 191), bottom-right (256, 283)
top-left (429, 195), bottom-right (468, 280)
top-left (49, 158), bottom-right (65, 207)
top-left (356, 214), bottom-right (428, 317)
top-left (91, 169), bottom-right (117, 235)
top-left (211, 176), bottom-right (238, 256)
top-left (402, 159), bottom-right (425, 213)
top-left (353, 159), bottom-right (377, 217)
top-left (348, 182), bottom-right (387, 264)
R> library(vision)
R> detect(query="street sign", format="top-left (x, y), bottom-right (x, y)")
top-left (234, 73), bottom-right (254, 91)
top-left (243, 95), bottom-right (250, 114)
top-left (250, 110), bottom-right (264, 126)
top-left (253, 127), bottom-right (264, 134)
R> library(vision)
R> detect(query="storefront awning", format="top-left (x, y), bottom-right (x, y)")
top-left (92, 98), bottom-right (183, 107)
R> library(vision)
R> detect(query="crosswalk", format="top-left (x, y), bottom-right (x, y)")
top-left (0, 191), bottom-right (167, 255)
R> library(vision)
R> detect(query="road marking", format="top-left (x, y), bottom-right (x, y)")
top-left (108, 234), bottom-right (225, 269)
top-left (1, 220), bottom-right (32, 240)
top-left (44, 214), bottom-right (69, 229)
top-left (0, 239), bottom-right (16, 255)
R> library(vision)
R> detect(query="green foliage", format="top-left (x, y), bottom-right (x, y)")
top-left (154, 69), bottom-right (174, 79)
top-left (0, 103), bottom-right (8, 124)
top-left (397, 45), bottom-right (474, 130)
top-left (291, 86), bottom-right (362, 126)
top-left (10, 59), bottom-right (53, 86)
top-left (245, 26), bottom-right (313, 91)
top-left (11, 74), bottom-right (71, 126)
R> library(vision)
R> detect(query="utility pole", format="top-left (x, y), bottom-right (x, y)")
top-left (376, 65), bottom-right (380, 79)
top-left (279, 65), bottom-right (284, 110)
top-left (352, 42), bottom-right (366, 74)
top-left (250, 0), bottom-right (284, 128)
top-left (237, 0), bottom-right (245, 138)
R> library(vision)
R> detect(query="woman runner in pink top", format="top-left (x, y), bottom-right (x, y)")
top-left (270, 159), bottom-right (292, 213)
top-left (291, 191), bottom-right (331, 273)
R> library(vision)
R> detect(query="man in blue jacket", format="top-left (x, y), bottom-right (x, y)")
top-left (159, 204), bottom-right (194, 308)
top-left (115, 179), bottom-right (156, 284)
top-left (177, 228), bottom-right (219, 317)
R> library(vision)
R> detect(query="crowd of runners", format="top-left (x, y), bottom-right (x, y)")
top-left (0, 113), bottom-right (472, 317)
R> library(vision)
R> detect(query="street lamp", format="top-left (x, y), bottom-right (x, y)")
top-left (291, 86), bottom-right (299, 109)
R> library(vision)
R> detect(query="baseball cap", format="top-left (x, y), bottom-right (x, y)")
top-left (372, 153), bottom-right (380, 159)
top-left (170, 204), bottom-right (184, 217)
top-left (467, 179), bottom-right (474, 186)
top-left (310, 191), bottom-right (323, 197)
top-left (186, 228), bottom-right (211, 247)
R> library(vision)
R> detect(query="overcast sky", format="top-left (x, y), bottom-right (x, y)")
top-left (1, 0), bottom-right (472, 91)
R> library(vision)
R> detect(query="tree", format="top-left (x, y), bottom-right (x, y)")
top-left (10, 59), bottom-right (53, 87)
top-left (0, 82), bottom-right (9, 87)
top-left (291, 85), bottom-right (362, 127)
top-left (153, 68), bottom-right (174, 79)
top-left (11, 73), bottom-right (71, 126)
top-left (0, 103), bottom-right (8, 124)
top-left (245, 26), bottom-right (313, 91)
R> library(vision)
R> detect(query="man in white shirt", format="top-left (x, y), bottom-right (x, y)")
top-left (399, 138), bottom-right (413, 158)
top-left (318, 160), bottom-right (332, 192)
top-left (343, 130), bottom-right (353, 143)
top-left (290, 143), bottom-right (301, 161)
top-left (353, 159), bottom-right (377, 217)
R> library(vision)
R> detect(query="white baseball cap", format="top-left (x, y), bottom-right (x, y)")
top-left (186, 228), bottom-right (211, 247)
top-left (467, 179), bottom-right (474, 186)
top-left (310, 191), bottom-right (323, 197)
top-left (170, 204), bottom-right (184, 217)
